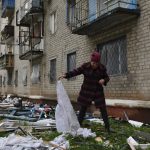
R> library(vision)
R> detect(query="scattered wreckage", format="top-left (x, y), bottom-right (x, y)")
top-left (0, 81), bottom-right (149, 150)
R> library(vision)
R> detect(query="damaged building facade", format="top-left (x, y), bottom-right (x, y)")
top-left (0, 0), bottom-right (150, 122)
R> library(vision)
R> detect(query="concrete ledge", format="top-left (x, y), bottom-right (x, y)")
top-left (106, 99), bottom-right (150, 109)
top-left (7, 94), bottom-right (150, 109)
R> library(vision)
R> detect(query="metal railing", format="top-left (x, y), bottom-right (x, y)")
top-left (19, 30), bottom-right (43, 57)
top-left (70, 0), bottom-right (138, 30)
top-left (19, 31), bottom-right (30, 56)
top-left (20, 0), bottom-right (43, 21)
top-left (0, 53), bottom-right (14, 69)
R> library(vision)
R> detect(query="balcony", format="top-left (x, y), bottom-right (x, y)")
top-left (1, 0), bottom-right (15, 18)
top-left (1, 25), bottom-right (14, 42)
top-left (17, 0), bottom-right (43, 26)
top-left (19, 31), bottom-right (43, 60)
top-left (0, 53), bottom-right (14, 70)
top-left (69, 0), bottom-right (140, 35)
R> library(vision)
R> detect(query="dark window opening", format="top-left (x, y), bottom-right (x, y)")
top-left (67, 52), bottom-right (76, 80)
top-left (50, 58), bottom-right (56, 83)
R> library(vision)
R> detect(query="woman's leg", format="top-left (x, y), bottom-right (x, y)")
top-left (100, 106), bottom-right (110, 132)
top-left (78, 105), bottom-right (87, 126)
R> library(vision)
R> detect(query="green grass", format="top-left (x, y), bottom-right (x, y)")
top-left (35, 118), bottom-right (150, 150)
top-left (35, 131), bottom-right (61, 141)
top-left (0, 118), bottom-right (149, 150)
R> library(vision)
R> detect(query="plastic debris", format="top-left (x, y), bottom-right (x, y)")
top-left (127, 136), bottom-right (150, 150)
top-left (71, 128), bottom-right (96, 138)
top-left (124, 111), bottom-right (143, 128)
top-left (128, 120), bottom-right (143, 128)
top-left (49, 134), bottom-right (69, 150)
top-left (55, 81), bottom-right (80, 133)
top-left (86, 118), bottom-right (104, 125)
top-left (0, 133), bottom-right (49, 150)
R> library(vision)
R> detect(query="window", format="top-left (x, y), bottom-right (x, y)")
top-left (22, 67), bottom-right (27, 86)
top-left (3, 77), bottom-right (6, 87)
top-left (67, 52), bottom-right (76, 79)
top-left (31, 64), bottom-right (40, 84)
top-left (32, 22), bottom-right (42, 47)
top-left (50, 58), bottom-right (56, 83)
top-left (49, 11), bottom-right (57, 34)
top-left (97, 37), bottom-right (127, 75)
top-left (14, 70), bottom-right (18, 87)
top-left (0, 76), bottom-right (2, 87)
top-left (66, 0), bottom-right (76, 24)
top-left (7, 72), bottom-right (13, 85)
top-left (88, 0), bottom-right (97, 22)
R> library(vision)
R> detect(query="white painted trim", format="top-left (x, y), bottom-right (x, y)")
top-left (106, 99), bottom-right (150, 108)
top-left (29, 95), bottom-right (45, 99)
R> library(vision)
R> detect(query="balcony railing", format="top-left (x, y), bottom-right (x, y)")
top-left (1, 0), bottom-right (15, 18)
top-left (0, 53), bottom-right (14, 69)
top-left (69, 0), bottom-right (140, 35)
top-left (17, 0), bottom-right (43, 26)
top-left (19, 31), bottom-right (43, 60)
top-left (1, 25), bottom-right (14, 41)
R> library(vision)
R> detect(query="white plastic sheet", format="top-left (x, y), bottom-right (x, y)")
top-left (50, 134), bottom-right (69, 150)
top-left (55, 80), bottom-right (80, 133)
top-left (128, 120), bottom-right (143, 128)
top-left (0, 133), bottom-right (48, 150)
top-left (75, 128), bottom-right (96, 138)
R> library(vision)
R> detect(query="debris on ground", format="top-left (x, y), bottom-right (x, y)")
top-left (124, 111), bottom-right (144, 128)
top-left (0, 133), bottom-right (49, 150)
top-left (127, 136), bottom-right (150, 150)
top-left (0, 83), bottom-right (150, 150)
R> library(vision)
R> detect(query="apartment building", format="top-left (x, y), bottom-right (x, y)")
top-left (0, 0), bottom-right (150, 122)
top-left (0, 0), bottom-right (14, 95)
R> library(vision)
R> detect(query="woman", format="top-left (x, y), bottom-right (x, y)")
top-left (59, 51), bottom-right (110, 132)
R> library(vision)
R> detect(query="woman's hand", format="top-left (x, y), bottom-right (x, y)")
top-left (99, 79), bottom-right (105, 85)
top-left (58, 74), bottom-right (66, 80)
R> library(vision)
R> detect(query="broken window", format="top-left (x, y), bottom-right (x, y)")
top-left (97, 36), bottom-right (127, 75)
top-left (31, 64), bottom-right (40, 84)
top-left (67, 52), bottom-right (76, 80)
top-left (22, 67), bottom-right (27, 86)
top-left (49, 11), bottom-right (57, 34)
top-left (14, 70), bottom-right (18, 87)
top-left (50, 58), bottom-right (56, 83)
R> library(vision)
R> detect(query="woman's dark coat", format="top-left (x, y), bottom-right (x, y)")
top-left (65, 62), bottom-right (110, 108)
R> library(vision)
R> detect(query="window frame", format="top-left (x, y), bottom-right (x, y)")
top-left (49, 11), bottom-right (57, 34)
top-left (66, 0), bottom-right (76, 25)
top-left (31, 64), bottom-right (40, 84)
top-left (22, 67), bottom-right (27, 86)
top-left (3, 76), bottom-right (6, 87)
top-left (49, 58), bottom-right (57, 84)
top-left (97, 36), bottom-right (127, 76)
top-left (0, 76), bottom-right (2, 87)
top-left (67, 51), bottom-right (76, 80)
top-left (14, 70), bottom-right (18, 87)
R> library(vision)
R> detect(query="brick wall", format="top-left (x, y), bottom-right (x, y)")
top-left (43, 0), bottom-right (150, 103)
top-left (1, 0), bottom-right (150, 107)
